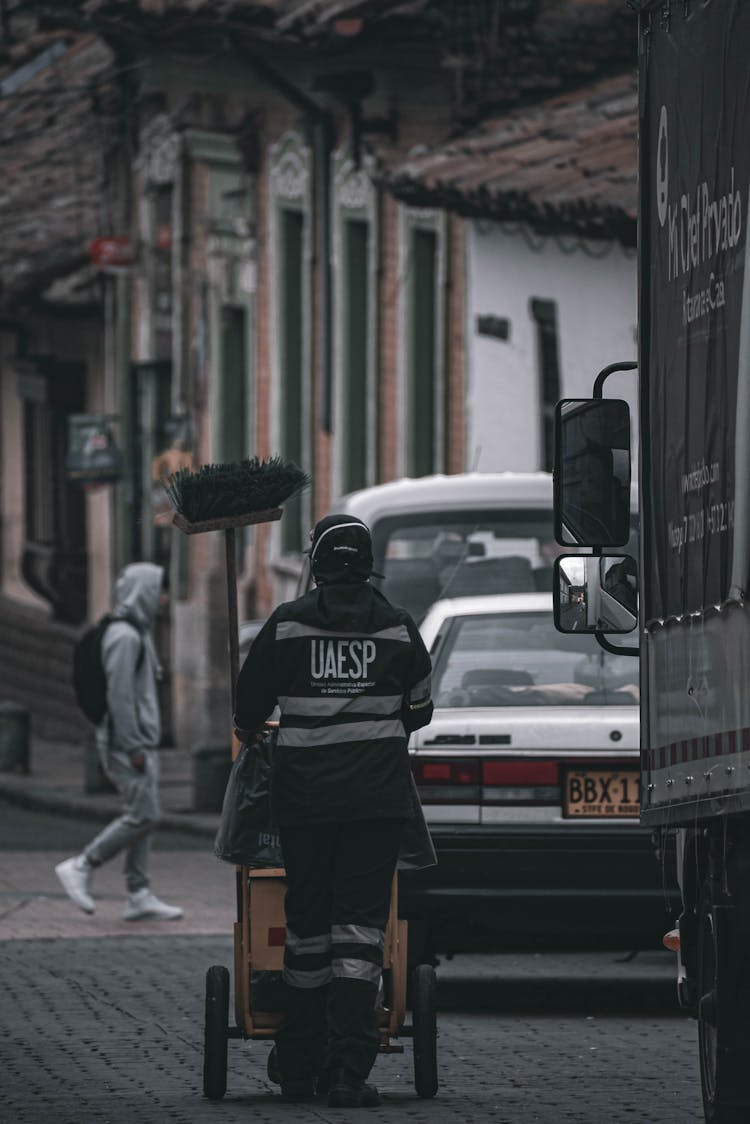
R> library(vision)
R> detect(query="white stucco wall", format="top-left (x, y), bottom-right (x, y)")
top-left (466, 221), bottom-right (639, 472)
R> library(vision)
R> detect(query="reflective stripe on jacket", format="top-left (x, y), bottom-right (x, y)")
top-left (234, 581), bottom-right (433, 824)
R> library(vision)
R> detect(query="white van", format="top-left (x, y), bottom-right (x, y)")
top-left (325, 471), bottom-right (561, 621)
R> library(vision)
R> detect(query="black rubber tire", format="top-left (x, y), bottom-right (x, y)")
top-left (405, 921), bottom-right (434, 1009)
top-left (406, 920), bottom-right (432, 975)
top-left (697, 883), bottom-right (748, 1124)
top-left (412, 963), bottom-right (438, 1099)
top-left (203, 965), bottom-right (230, 1100)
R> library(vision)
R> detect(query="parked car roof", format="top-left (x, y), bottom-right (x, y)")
top-left (337, 472), bottom-right (554, 525)
top-left (421, 592), bottom-right (553, 642)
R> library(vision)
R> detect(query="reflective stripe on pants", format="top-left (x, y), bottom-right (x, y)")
top-left (283, 929), bottom-right (333, 989)
top-left (330, 922), bottom-right (385, 984)
top-left (275, 818), bottom-right (403, 1083)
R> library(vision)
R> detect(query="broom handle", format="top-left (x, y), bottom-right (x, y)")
top-left (225, 527), bottom-right (240, 714)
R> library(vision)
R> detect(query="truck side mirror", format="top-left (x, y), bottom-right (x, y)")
top-left (553, 554), bottom-right (638, 635)
top-left (554, 399), bottom-right (631, 547)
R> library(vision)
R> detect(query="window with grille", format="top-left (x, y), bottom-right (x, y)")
top-left (407, 228), bottom-right (438, 477)
top-left (531, 298), bottom-right (561, 473)
top-left (280, 208), bottom-right (305, 553)
top-left (220, 306), bottom-right (248, 464)
top-left (153, 184), bottom-right (173, 361)
top-left (342, 218), bottom-right (369, 493)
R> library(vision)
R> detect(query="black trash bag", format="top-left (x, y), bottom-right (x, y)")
top-left (213, 730), bottom-right (284, 868)
top-left (214, 728), bottom-right (434, 872)
top-left (397, 772), bottom-right (437, 872)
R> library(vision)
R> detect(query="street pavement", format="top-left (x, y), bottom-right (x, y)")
top-left (1, 931), bottom-right (704, 1124)
top-left (0, 738), bottom-right (706, 1123)
top-left (0, 737), bottom-right (230, 940)
top-left (0, 737), bottom-right (219, 840)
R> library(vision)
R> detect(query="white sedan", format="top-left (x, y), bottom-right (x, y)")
top-left (399, 593), bottom-right (677, 955)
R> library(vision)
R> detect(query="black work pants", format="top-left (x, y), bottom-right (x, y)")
top-left (275, 818), bottom-right (403, 1085)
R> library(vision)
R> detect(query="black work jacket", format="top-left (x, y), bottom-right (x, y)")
top-left (234, 580), bottom-right (433, 825)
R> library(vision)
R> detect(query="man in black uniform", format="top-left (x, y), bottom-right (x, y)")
top-left (234, 514), bottom-right (433, 1108)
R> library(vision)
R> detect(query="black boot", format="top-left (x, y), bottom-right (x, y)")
top-left (327, 1069), bottom-right (381, 1108)
top-left (280, 1078), bottom-right (316, 1103)
top-left (269, 1043), bottom-right (317, 1101)
top-left (266, 1045), bottom-right (280, 1085)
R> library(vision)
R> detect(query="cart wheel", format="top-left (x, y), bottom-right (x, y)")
top-left (203, 965), bottom-right (230, 1100)
top-left (412, 964), bottom-right (438, 1099)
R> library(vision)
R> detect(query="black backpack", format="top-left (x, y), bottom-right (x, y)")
top-left (72, 613), bottom-right (143, 725)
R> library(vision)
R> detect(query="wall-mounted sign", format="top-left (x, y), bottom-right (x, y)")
top-left (66, 415), bottom-right (123, 484)
top-left (90, 236), bottom-right (135, 270)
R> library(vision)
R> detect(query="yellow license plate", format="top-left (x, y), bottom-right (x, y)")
top-left (563, 768), bottom-right (640, 818)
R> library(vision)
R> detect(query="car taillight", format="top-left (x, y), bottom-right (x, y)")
top-left (481, 760), bottom-right (560, 803)
top-left (412, 757), bottom-right (561, 805)
top-left (412, 757), bottom-right (481, 802)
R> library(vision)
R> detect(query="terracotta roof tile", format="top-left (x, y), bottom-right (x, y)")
top-left (380, 70), bottom-right (637, 245)
top-left (79, 0), bottom-right (280, 13)
top-left (0, 31), bottom-right (116, 305)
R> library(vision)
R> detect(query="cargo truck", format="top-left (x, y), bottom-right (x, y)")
top-left (553, 3), bottom-right (750, 1121)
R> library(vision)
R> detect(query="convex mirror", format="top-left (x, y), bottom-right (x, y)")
top-left (554, 399), bottom-right (631, 547)
top-left (554, 554), bottom-right (638, 635)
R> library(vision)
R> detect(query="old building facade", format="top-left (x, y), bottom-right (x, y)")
top-left (0, 0), bottom-right (638, 751)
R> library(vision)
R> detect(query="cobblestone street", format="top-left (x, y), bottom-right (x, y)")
top-left (0, 803), bottom-right (705, 1124)
top-left (1, 931), bottom-right (704, 1124)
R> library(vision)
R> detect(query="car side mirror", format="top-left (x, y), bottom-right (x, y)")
top-left (554, 398), bottom-right (631, 547)
top-left (554, 554), bottom-right (638, 635)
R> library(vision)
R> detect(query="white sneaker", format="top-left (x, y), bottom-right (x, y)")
top-left (123, 889), bottom-right (183, 921)
top-left (55, 856), bottom-right (94, 914)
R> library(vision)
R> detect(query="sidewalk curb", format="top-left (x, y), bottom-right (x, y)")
top-left (0, 779), bottom-right (218, 838)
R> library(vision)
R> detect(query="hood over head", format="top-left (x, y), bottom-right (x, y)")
top-left (113, 562), bottom-right (164, 630)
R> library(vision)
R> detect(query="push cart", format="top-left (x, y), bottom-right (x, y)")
top-left (202, 864), bottom-right (438, 1100)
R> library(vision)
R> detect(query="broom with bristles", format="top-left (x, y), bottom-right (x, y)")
top-left (164, 455), bottom-right (310, 531)
top-left (165, 455), bottom-right (310, 722)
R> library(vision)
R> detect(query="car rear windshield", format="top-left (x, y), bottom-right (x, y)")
top-left (371, 510), bottom-right (564, 622)
top-left (432, 611), bottom-right (639, 708)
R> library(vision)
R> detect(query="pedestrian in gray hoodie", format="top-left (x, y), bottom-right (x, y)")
top-left (55, 562), bottom-right (183, 921)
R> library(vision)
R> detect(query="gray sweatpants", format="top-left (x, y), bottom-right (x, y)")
top-left (84, 748), bottom-right (161, 893)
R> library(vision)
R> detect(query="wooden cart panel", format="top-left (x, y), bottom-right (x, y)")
top-left (236, 866), bottom-right (406, 1041)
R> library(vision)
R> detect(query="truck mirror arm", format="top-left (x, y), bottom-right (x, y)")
top-left (593, 360), bottom-right (637, 398)
top-left (588, 359), bottom-right (639, 658)
top-left (595, 632), bottom-right (638, 658)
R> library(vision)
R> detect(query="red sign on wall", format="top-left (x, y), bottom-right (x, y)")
top-left (90, 236), bottom-right (135, 269)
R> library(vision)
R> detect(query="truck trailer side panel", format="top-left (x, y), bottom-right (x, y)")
top-left (640, 0), bottom-right (750, 825)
